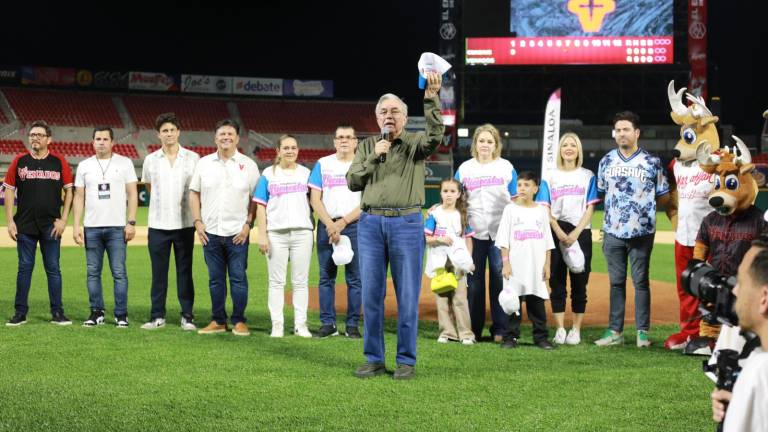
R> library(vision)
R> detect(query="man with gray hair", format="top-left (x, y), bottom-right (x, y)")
top-left (347, 72), bottom-right (444, 380)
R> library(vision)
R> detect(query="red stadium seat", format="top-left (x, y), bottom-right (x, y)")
top-left (238, 100), bottom-right (378, 135)
top-left (3, 89), bottom-right (123, 127)
top-left (123, 96), bottom-right (230, 131)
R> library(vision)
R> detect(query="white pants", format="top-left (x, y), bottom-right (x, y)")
top-left (267, 228), bottom-right (314, 328)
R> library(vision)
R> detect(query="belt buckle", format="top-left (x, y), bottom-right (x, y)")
top-left (384, 209), bottom-right (397, 217)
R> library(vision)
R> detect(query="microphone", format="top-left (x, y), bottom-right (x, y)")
top-left (379, 126), bottom-right (393, 163)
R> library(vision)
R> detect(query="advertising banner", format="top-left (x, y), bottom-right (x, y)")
top-left (232, 77), bottom-right (282, 96)
top-left (128, 71), bottom-right (178, 92)
top-left (93, 70), bottom-right (129, 89)
top-left (282, 79), bottom-right (333, 98)
top-left (541, 88), bottom-right (562, 178)
top-left (688, 0), bottom-right (708, 99)
top-left (181, 74), bottom-right (233, 94)
top-left (0, 68), bottom-right (18, 84)
top-left (20, 66), bottom-right (76, 86)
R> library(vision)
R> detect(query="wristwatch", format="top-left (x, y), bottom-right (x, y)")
top-left (127, 220), bottom-right (136, 226)
top-left (246, 221), bottom-right (254, 229)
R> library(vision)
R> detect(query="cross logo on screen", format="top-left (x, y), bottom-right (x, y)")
top-left (567, 0), bottom-right (616, 32)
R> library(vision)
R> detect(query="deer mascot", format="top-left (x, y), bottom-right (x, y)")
top-left (685, 136), bottom-right (768, 355)
top-left (664, 81), bottom-right (720, 350)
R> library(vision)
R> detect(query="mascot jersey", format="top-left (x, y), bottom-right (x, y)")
top-left (669, 159), bottom-right (714, 246)
top-left (696, 205), bottom-right (768, 276)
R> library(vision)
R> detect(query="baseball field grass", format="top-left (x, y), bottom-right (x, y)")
top-left (0, 241), bottom-right (713, 431)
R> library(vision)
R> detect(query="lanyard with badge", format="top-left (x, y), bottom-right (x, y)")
top-left (96, 156), bottom-right (112, 200)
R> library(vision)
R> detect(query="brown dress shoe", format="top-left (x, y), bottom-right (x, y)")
top-left (232, 322), bottom-right (250, 336)
top-left (197, 321), bottom-right (227, 334)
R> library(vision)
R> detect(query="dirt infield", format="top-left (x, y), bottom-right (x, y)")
top-left (300, 272), bottom-right (679, 326)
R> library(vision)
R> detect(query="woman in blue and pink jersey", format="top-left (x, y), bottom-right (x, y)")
top-left (454, 124), bottom-right (519, 342)
top-left (254, 135), bottom-right (314, 339)
top-left (542, 132), bottom-right (600, 345)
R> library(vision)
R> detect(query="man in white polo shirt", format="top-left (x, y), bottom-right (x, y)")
top-left (73, 126), bottom-right (138, 328)
top-left (189, 119), bottom-right (260, 337)
top-left (140, 113), bottom-right (200, 331)
top-left (308, 124), bottom-right (363, 338)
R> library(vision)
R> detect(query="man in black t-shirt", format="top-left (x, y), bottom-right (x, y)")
top-left (3, 121), bottom-right (74, 326)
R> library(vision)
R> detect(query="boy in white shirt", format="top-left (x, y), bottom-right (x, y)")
top-left (495, 171), bottom-right (555, 350)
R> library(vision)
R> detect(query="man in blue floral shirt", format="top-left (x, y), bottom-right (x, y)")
top-left (595, 111), bottom-right (670, 348)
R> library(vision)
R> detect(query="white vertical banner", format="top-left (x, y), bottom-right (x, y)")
top-left (541, 88), bottom-right (562, 177)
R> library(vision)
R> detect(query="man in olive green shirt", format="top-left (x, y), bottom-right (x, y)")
top-left (347, 72), bottom-right (444, 380)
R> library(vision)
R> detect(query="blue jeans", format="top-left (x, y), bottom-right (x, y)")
top-left (358, 211), bottom-right (424, 366)
top-left (15, 224), bottom-right (63, 315)
top-left (317, 221), bottom-right (362, 328)
top-left (466, 237), bottom-right (508, 339)
top-left (202, 233), bottom-right (249, 325)
top-left (602, 232), bottom-right (655, 333)
top-left (84, 227), bottom-right (128, 316)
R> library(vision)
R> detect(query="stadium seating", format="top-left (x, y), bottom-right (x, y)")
top-left (3, 89), bottom-right (123, 127)
top-left (146, 144), bottom-right (218, 157)
top-left (0, 139), bottom-right (27, 155)
top-left (238, 100), bottom-right (379, 134)
top-left (254, 147), bottom-right (334, 163)
top-left (48, 142), bottom-right (139, 159)
top-left (0, 109), bottom-right (8, 123)
top-left (754, 153), bottom-right (768, 164)
top-left (124, 96), bottom-right (230, 131)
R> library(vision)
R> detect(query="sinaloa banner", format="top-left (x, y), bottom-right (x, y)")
top-left (282, 79), bottom-right (333, 98)
top-left (232, 77), bottom-right (282, 96)
top-left (181, 74), bottom-right (232, 94)
top-left (128, 71), bottom-right (178, 92)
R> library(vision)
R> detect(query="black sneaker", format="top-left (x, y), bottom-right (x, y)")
top-left (393, 364), bottom-right (415, 380)
top-left (115, 315), bottom-right (129, 328)
top-left (345, 326), bottom-right (362, 339)
top-left (353, 362), bottom-right (386, 378)
top-left (83, 310), bottom-right (105, 327)
top-left (6, 313), bottom-right (27, 327)
top-left (50, 312), bottom-right (72, 326)
top-left (536, 340), bottom-right (555, 350)
top-left (316, 324), bottom-right (339, 338)
top-left (500, 338), bottom-right (518, 349)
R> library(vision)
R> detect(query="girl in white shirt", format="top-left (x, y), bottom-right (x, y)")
top-left (424, 178), bottom-right (476, 345)
top-left (542, 133), bottom-right (600, 345)
top-left (254, 135), bottom-right (314, 338)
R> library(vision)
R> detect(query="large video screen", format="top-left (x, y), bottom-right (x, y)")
top-left (465, 0), bottom-right (673, 66)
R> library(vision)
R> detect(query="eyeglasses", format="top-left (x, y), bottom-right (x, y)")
top-left (334, 135), bottom-right (357, 141)
top-left (376, 109), bottom-right (404, 118)
top-left (28, 133), bottom-right (49, 139)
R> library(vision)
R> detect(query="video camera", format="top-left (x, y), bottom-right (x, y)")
top-left (681, 259), bottom-right (738, 327)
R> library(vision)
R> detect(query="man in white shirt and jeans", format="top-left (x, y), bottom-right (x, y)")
top-left (73, 126), bottom-right (138, 327)
top-left (140, 113), bottom-right (200, 331)
top-left (189, 119), bottom-right (260, 337)
top-left (711, 234), bottom-right (768, 431)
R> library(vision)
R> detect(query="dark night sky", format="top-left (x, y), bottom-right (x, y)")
top-left (2, 2), bottom-right (766, 136)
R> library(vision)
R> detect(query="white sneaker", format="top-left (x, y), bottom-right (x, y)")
top-left (565, 328), bottom-right (581, 345)
top-left (461, 338), bottom-right (475, 345)
top-left (141, 318), bottom-right (166, 330)
top-left (294, 326), bottom-right (312, 338)
top-left (437, 336), bottom-right (450, 343)
top-left (180, 316), bottom-right (196, 331)
top-left (553, 327), bottom-right (567, 344)
top-left (270, 323), bottom-right (284, 338)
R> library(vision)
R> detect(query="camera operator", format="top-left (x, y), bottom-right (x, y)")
top-left (710, 234), bottom-right (768, 431)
